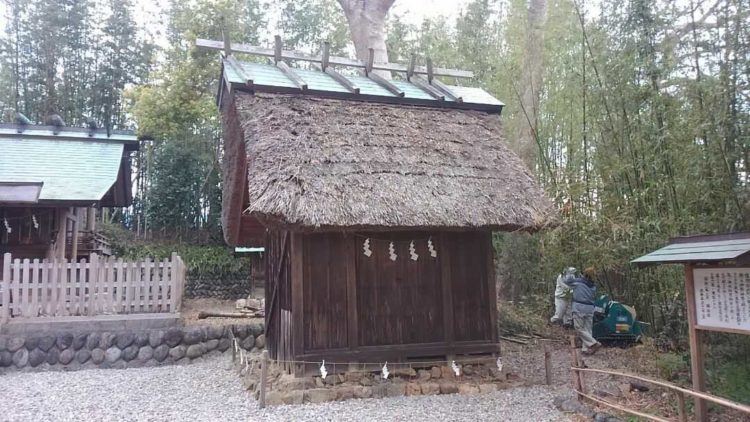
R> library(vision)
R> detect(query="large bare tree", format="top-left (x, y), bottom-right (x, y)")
top-left (513, 0), bottom-right (548, 169)
top-left (336, 0), bottom-right (396, 77)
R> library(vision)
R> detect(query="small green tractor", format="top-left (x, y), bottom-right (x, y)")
top-left (592, 295), bottom-right (649, 344)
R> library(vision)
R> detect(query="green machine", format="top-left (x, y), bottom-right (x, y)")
top-left (592, 295), bottom-right (648, 343)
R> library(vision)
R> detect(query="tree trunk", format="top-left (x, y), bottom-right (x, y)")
top-left (336, 0), bottom-right (395, 78)
top-left (513, 0), bottom-right (548, 170)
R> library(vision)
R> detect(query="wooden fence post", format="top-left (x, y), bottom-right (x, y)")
top-left (89, 254), bottom-right (99, 316)
top-left (259, 349), bottom-right (269, 408)
top-left (544, 343), bottom-right (552, 385)
top-left (676, 392), bottom-right (687, 422)
top-left (569, 335), bottom-right (584, 400)
top-left (1, 253), bottom-right (11, 325)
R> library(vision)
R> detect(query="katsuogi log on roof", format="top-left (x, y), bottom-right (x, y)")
top-left (230, 92), bottom-right (554, 231)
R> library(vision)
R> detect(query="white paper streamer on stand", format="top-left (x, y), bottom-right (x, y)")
top-left (32, 215), bottom-right (39, 229)
top-left (3, 218), bottom-right (10, 234)
top-left (496, 357), bottom-right (503, 372)
top-left (451, 360), bottom-right (460, 377)
top-left (320, 360), bottom-right (328, 379)
top-left (382, 362), bottom-right (390, 379)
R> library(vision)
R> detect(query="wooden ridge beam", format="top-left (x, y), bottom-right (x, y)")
top-left (411, 75), bottom-right (445, 101)
top-left (277, 61), bottom-right (308, 91)
top-left (363, 71), bottom-right (404, 97)
top-left (431, 78), bottom-right (463, 103)
top-left (274, 35), bottom-right (306, 90)
top-left (325, 68), bottom-right (360, 94)
top-left (196, 38), bottom-right (475, 78)
top-left (225, 55), bottom-right (253, 87)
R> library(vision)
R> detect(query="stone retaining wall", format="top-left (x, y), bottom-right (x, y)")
top-left (0, 322), bottom-right (265, 372)
top-left (186, 277), bottom-right (252, 299)
top-left (238, 360), bottom-right (518, 406)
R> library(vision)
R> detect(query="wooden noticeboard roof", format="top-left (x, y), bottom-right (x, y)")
top-left (632, 232), bottom-right (750, 267)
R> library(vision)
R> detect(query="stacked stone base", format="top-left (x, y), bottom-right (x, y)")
top-left (239, 362), bottom-right (520, 406)
top-left (0, 322), bottom-right (265, 372)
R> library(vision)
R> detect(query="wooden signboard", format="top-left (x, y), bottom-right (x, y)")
top-left (693, 268), bottom-right (750, 335)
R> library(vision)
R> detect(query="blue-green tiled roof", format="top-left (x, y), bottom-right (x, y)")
top-left (0, 126), bottom-right (136, 203)
top-left (224, 59), bottom-right (504, 111)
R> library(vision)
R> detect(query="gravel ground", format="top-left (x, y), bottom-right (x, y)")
top-left (0, 354), bottom-right (571, 422)
top-left (261, 386), bottom-right (571, 422)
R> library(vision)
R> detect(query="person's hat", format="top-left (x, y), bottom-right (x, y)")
top-left (583, 267), bottom-right (596, 278)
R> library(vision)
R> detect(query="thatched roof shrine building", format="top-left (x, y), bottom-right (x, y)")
top-left (207, 37), bottom-right (555, 375)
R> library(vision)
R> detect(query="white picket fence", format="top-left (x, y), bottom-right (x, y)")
top-left (0, 253), bottom-right (185, 323)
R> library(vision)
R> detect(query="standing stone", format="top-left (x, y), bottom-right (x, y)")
top-left (121, 345), bottom-right (139, 361)
top-left (169, 345), bottom-right (187, 360)
top-left (0, 335), bottom-right (8, 352)
top-left (186, 344), bottom-right (207, 359)
top-left (149, 330), bottom-right (165, 348)
top-left (25, 337), bottom-right (40, 351)
top-left (137, 346), bottom-right (153, 362)
top-left (420, 382), bottom-right (440, 395)
top-left (439, 382), bottom-right (459, 394)
top-left (12, 349), bottom-right (29, 367)
top-left (430, 366), bottom-right (441, 379)
top-left (458, 384), bottom-right (479, 394)
top-left (153, 345), bottom-right (169, 362)
top-left (72, 333), bottom-right (88, 350)
top-left (134, 332), bottom-right (150, 347)
top-left (28, 348), bottom-right (46, 367)
top-left (182, 327), bottom-right (204, 345)
top-left (405, 383), bottom-right (421, 396)
top-left (86, 333), bottom-right (101, 351)
top-left (0, 351), bottom-right (12, 367)
top-left (38, 336), bottom-right (56, 352)
top-left (56, 333), bottom-right (74, 350)
top-left (46, 347), bottom-right (60, 365)
top-left (232, 325), bottom-right (249, 339)
top-left (417, 369), bottom-right (431, 381)
top-left (164, 329), bottom-right (183, 347)
top-left (463, 365), bottom-right (474, 376)
top-left (207, 325), bottom-right (225, 340)
top-left (248, 322), bottom-right (264, 337)
top-left (255, 334), bottom-right (266, 349)
top-left (241, 335), bottom-right (255, 350)
top-left (116, 332), bottom-right (136, 349)
top-left (105, 347), bottom-right (122, 363)
top-left (99, 332), bottom-right (116, 349)
top-left (75, 349), bottom-right (91, 364)
top-left (217, 338), bottom-right (231, 352)
top-left (7, 337), bottom-right (25, 353)
top-left (205, 339), bottom-right (219, 352)
top-left (91, 349), bottom-right (105, 364)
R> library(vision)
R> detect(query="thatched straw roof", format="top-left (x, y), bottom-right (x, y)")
top-left (233, 92), bottom-right (556, 231)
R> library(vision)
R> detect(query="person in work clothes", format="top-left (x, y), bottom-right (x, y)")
top-left (564, 267), bottom-right (602, 355)
top-left (550, 267), bottom-right (576, 326)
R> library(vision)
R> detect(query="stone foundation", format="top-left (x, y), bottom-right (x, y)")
top-left (186, 277), bottom-right (252, 299)
top-left (0, 322), bottom-right (264, 372)
top-left (237, 360), bottom-right (522, 406)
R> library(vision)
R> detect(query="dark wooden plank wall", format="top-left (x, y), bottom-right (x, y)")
top-left (265, 230), bottom-right (292, 366)
top-left (295, 231), bottom-right (495, 357)
top-left (302, 233), bottom-right (349, 351)
top-left (356, 233), bottom-right (443, 347)
top-left (447, 232), bottom-right (492, 342)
